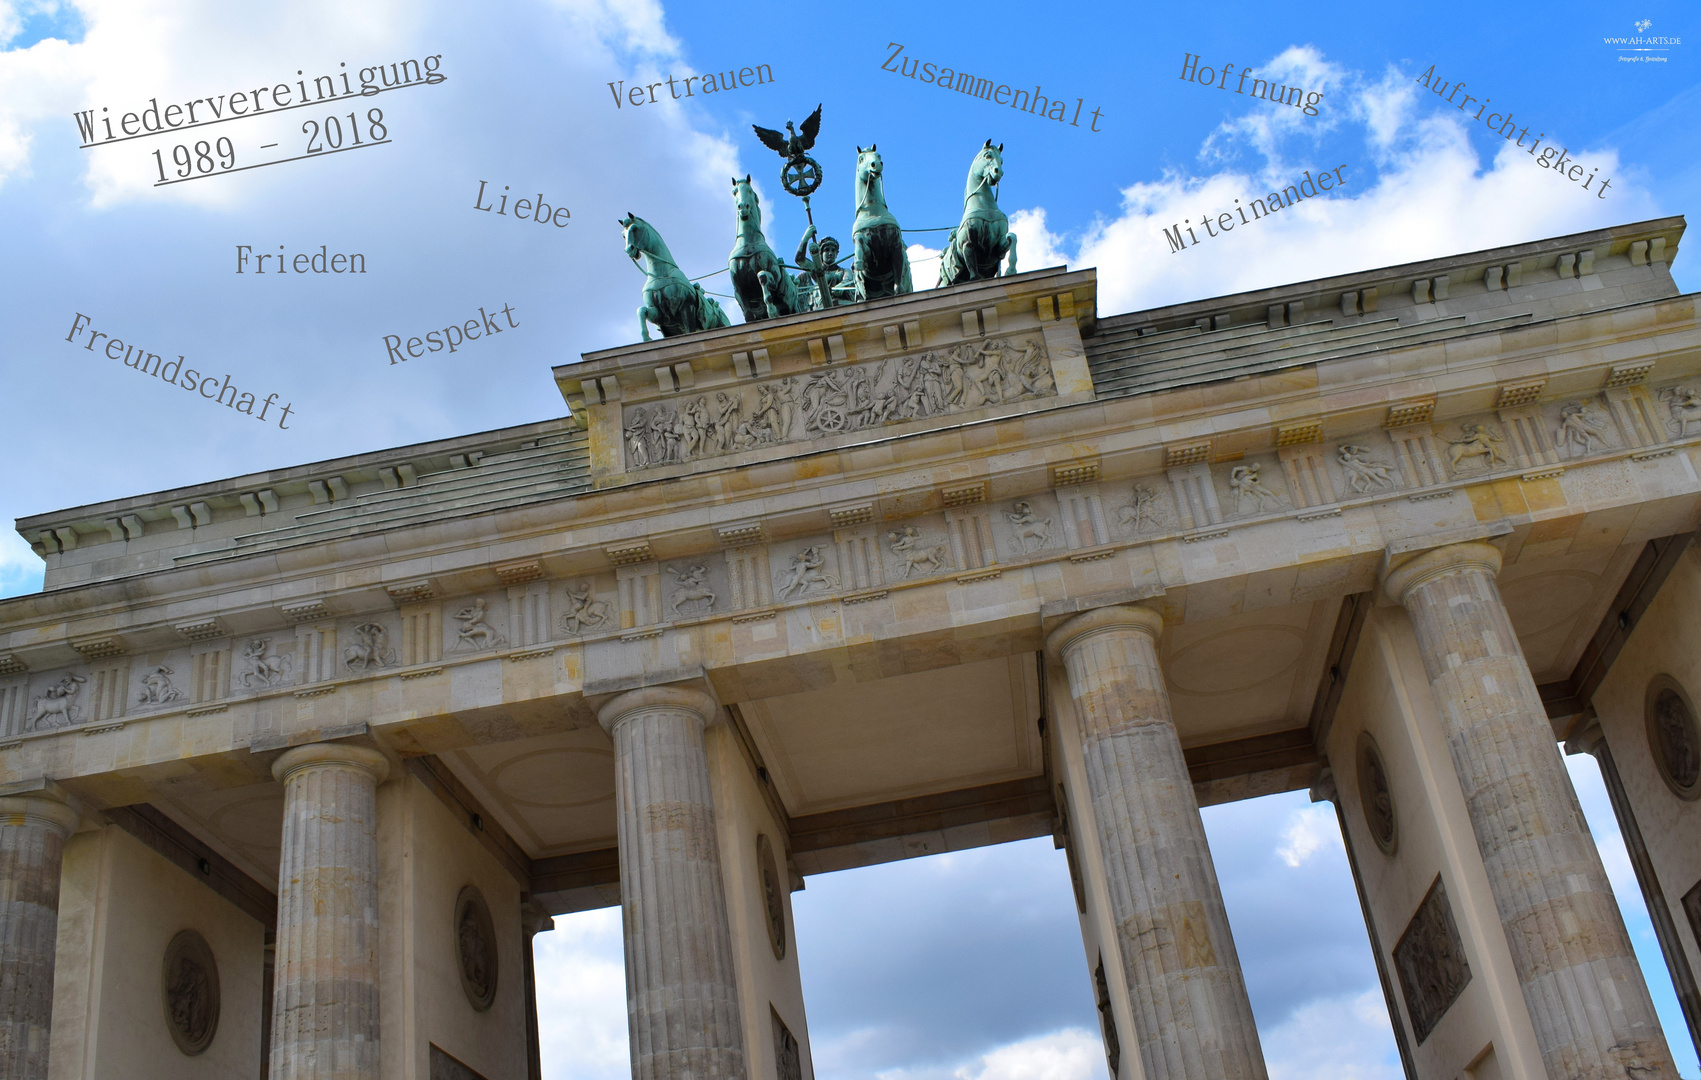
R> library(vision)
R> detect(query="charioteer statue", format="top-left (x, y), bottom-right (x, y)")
top-left (618, 101), bottom-right (1020, 339)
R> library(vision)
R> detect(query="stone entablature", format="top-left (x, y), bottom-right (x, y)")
top-left (1091, 215), bottom-right (1683, 345)
top-left (3, 222), bottom-right (1697, 794)
top-left (16, 417), bottom-right (580, 586)
top-left (4, 368), bottom-right (1701, 779)
top-left (554, 267), bottom-right (1099, 483)
top-left (9, 221), bottom-right (1700, 1080)
top-left (615, 333), bottom-right (1059, 470)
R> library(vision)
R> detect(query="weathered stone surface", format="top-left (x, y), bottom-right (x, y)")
top-left (1047, 606), bottom-right (1267, 1080)
top-left (598, 686), bottom-right (745, 1080)
top-left (0, 784), bottom-right (77, 1080)
top-left (270, 743), bottom-right (388, 1080)
top-left (1385, 541), bottom-right (1678, 1080)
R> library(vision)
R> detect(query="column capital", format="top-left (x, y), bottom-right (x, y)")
top-left (597, 684), bottom-right (720, 737)
top-left (1381, 540), bottom-right (1502, 605)
top-left (0, 790), bottom-right (78, 838)
top-left (271, 741), bottom-right (390, 786)
top-left (1308, 766), bottom-right (1340, 806)
top-left (1045, 603), bottom-right (1163, 659)
top-left (521, 895), bottom-right (555, 937)
top-left (1564, 714), bottom-right (1608, 757)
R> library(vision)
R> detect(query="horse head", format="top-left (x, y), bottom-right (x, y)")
top-left (620, 212), bottom-right (649, 260)
top-left (622, 212), bottom-right (677, 275)
top-left (732, 175), bottom-right (760, 228)
top-left (856, 144), bottom-right (883, 182)
top-left (967, 139), bottom-right (1004, 198)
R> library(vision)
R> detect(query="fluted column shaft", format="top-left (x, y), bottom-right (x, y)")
top-left (0, 788), bottom-right (78, 1080)
top-left (521, 897), bottom-right (554, 1080)
top-left (270, 743), bottom-right (389, 1080)
top-left (599, 686), bottom-right (745, 1080)
top-left (1048, 606), bottom-right (1267, 1080)
top-left (1386, 542), bottom-right (1676, 1080)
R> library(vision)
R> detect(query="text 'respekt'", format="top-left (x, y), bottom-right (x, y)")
top-left (1163, 166), bottom-right (1348, 254)
top-left (385, 304), bottom-right (518, 365)
top-left (65, 313), bottom-right (294, 428)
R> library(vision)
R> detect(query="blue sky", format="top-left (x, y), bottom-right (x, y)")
top-left (3, 0), bottom-right (1699, 1076)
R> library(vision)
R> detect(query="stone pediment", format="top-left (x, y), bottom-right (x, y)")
top-left (552, 267), bottom-right (1098, 484)
top-left (616, 333), bottom-right (1059, 471)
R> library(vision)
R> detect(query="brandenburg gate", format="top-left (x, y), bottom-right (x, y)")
top-left (2, 216), bottom-right (1699, 1080)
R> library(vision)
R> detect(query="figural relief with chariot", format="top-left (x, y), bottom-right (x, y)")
top-left (2, 377), bottom-right (1698, 739)
top-left (4, 98), bottom-right (1699, 742)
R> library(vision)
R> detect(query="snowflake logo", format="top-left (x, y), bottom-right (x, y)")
top-left (1635, 18), bottom-right (1653, 32)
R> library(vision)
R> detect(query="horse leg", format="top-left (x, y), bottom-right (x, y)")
top-left (936, 229), bottom-right (958, 288)
top-left (638, 304), bottom-right (654, 342)
top-left (1004, 231), bottom-right (1018, 276)
top-left (853, 230), bottom-right (872, 302)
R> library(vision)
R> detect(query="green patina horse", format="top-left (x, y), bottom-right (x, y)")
top-left (729, 176), bottom-right (802, 322)
top-left (852, 144), bottom-right (913, 302)
top-left (621, 212), bottom-right (730, 341)
top-left (938, 140), bottom-right (1018, 288)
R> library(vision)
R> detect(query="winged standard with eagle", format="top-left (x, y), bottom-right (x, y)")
top-left (618, 99), bottom-right (1018, 338)
top-left (753, 104), bottom-right (824, 205)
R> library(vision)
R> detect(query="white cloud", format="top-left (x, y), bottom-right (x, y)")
top-left (1007, 207), bottom-right (1068, 273)
top-left (1007, 47), bottom-right (1655, 317)
top-left (953, 1029), bottom-right (1106, 1080)
top-left (546, 0), bottom-right (680, 59)
top-left (1262, 989), bottom-right (1403, 1080)
top-left (0, 22), bottom-right (79, 187)
top-left (1275, 804), bottom-right (1342, 868)
top-left (852, 1029), bottom-right (1107, 1080)
top-left (535, 908), bottom-right (630, 1080)
top-left (1200, 45), bottom-right (1346, 167)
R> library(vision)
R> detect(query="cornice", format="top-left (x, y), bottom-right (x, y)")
top-left (1094, 214), bottom-right (1684, 336)
top-left (2, 287), bottom-right (1696, 646)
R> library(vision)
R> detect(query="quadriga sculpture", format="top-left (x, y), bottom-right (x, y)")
top-left (938, 140), bottom-right (1017, 287)
top-left (729, 176), bottom-right (802, 322)
top-left (852, 144), bottom-right (912, 301)
top-left (621, 212), bottom-right (731, 341)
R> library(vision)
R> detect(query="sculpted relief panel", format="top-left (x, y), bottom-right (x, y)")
top-left (6, 377), bottom-right (1700, 743)
top-left (620, 335), bottom-right (1057, 469)
top-left (1392, 875), bottom-right (1472, 1043)
top-left (162, 929), bottom-right (221, 1056)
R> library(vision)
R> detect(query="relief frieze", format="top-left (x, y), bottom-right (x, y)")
top-left (1392, 875), bottom-right (1471, 1043)
top-left (5, 377), bottom-right (1699, 741)
top-left (620, 334), bottom-right (1057, 469)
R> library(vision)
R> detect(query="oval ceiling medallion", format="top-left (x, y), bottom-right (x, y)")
top-left (1166, 625), bottom-right (1307, 696)
top-left (488, 747), bottom-right (616, 809)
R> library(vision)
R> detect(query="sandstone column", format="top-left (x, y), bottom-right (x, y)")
top-left (521, 896), bottom-right (555, 1080)
top-left (598, 686), bottom-right (745, 1080)
top-left (1047, 606), bottom-right (1267, 1080)
top-left (0, 782), bottom-right (78, 1080)
top-left (1385, 542), bottom-right (1676, 1080)
top-left (269, 743), bottom-right (389, 1080)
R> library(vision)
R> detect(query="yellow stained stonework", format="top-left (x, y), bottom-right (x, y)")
top-left (0, 219), bottom-right (1697, 1080)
